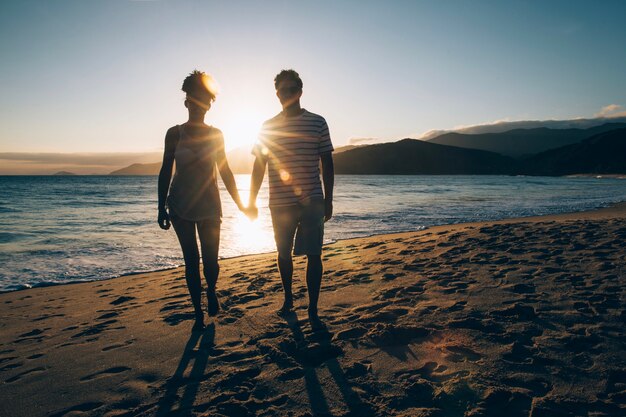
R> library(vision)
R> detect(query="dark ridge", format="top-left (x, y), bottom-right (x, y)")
top-left (522, 128), bottom-right (626, 176)
top-left (427, 122), bottom-right (626, 157)
top-left (334, 138), bottom-right (519, 175)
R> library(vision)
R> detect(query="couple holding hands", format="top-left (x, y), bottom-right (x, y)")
top-left (157, 69), bottom-right (334, 331)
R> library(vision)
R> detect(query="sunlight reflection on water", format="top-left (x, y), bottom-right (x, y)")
top-left (1, 174), bottom-right (625, 291)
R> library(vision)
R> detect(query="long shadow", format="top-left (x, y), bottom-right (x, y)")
top-left (282, 312), bottom-right (375, 416)
top-left (155, 324), bottom-right (216, 416)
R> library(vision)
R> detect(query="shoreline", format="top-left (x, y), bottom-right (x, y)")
top-left (1, 201), bottom-right (624, 416)
top-left (2, 199), bottom-right (625, 294)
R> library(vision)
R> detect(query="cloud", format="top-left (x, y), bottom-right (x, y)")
top-left (348, 137), bottom-right (380, 145)
top-left (595, 104), bottom-right (626, 118)
top-left (420, 107), bottom-right (626, 140)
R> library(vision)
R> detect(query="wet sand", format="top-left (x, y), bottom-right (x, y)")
top-left (1, 203), bottom-right (625, 417)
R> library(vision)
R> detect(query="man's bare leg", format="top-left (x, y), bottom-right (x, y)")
top-left (277, 254), bottom-right (294, 314)
top-left (306, 255), bottom-right (323, 328)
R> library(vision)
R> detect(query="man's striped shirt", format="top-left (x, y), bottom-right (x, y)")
top-left (253, 109), bottom-right (334, 207)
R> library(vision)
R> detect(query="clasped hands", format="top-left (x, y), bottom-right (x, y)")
top-left (238, 202), bottom-right (258, 220)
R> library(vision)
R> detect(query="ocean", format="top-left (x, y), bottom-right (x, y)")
top-left (1, 175), bottom-right (624, 292)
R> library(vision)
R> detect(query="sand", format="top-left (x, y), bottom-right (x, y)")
top-left (1, 204), bottom-right (625, 417)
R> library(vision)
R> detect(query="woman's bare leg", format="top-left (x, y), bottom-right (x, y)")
top-left (197, 219), bottom-right (221, 316)
top-left (171, 215), bottom-right (204, 328)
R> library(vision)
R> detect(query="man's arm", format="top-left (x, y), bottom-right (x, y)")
top-left (320, 152), bottom-right (334, 222)
top-left (248, 155), bottom-right (267, 220)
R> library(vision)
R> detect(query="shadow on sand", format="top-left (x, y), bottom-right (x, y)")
top-left (281, 311), bottom-right (377, 416)
top-left (155, 324), bottom-right (216, 416)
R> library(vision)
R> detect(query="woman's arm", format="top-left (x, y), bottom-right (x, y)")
top-left (157, 127), bottom-right (178, 229)
top-left (215, 131), bottom-right (244, 211)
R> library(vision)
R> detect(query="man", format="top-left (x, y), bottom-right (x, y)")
top-left (248, 69), bottom-right (334, 329)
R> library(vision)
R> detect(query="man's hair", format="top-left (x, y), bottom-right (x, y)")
top-left (274, 69), bottom-right (303, 90)
top-left (182, 70), bottom-right (217, 103)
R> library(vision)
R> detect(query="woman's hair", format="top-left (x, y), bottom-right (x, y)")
top-left (274, 69), bottom-right (303, 90)
top-left (182, 70), bottom-right (218, 104)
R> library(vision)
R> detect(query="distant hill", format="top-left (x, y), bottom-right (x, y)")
top-left (53, 171), bottom-right (77, 176)
top-left (110, 162), bottom-right (161, 175)
top-left (334, 139), bottom-right (519, 175)
top-left (427, 122), bottom-right (626, 157)
top-left (107, 129), bottom-right (624, 177)
top-left (109, 144), bottom-right (360, 175)
top-left (522, 128), bottom-right (626, 176)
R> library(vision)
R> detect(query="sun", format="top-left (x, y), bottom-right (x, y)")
top-left (221, 109), bottom-right (265, 151)
top-left (230, 210), bottom-right (275, 254)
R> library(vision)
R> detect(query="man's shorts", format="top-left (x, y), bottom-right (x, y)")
top-left (270, 198), bottom-right (325, 257)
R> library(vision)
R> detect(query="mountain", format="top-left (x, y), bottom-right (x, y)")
top-left (106, 128), bottom-right (624, 177)
top-left (522, 128), bottom-right (626, 176)
top-left (53, 171), bottom-right (77, 176)
top-left (427, 123), bottom-right (626, 157)
top-left (110, 162), bottom-right (161, 175)
top-left (334, 139), bottom-right (519, 175)
top-left (108, 144), bottom-right (360, 175)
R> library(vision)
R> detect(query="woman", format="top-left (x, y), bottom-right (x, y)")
top-left (158, 70), bottom-right (245, 331)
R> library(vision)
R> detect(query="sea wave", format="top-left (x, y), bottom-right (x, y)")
top-left (0, 232), bottom-right (32, 244)
top-left (1, 175), bottom-right (626, 292)
top-left (0, 206), bottom-right (20, 213)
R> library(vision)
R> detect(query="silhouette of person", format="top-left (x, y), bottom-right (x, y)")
top-left (158, 70), bottom-right (246, 331)
top-left (248, 69), bottom-right (335, 329)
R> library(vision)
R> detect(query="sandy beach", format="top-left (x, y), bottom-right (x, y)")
top-left (1, 204), bottom-right (625, 417)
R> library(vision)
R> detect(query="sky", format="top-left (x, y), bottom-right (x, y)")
top-left (1, 0), bottom-right (625, 173)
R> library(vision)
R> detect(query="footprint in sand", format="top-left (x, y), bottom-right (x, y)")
top-left (5, 366), bottom-right (46, 383)
top-left (96, 311), bottom-right (119, 320)
top-left (599, 369), bottom-right (626, 401)
top-left (80, 366), bottom-right (131, 381)
top-left (491, 304), bottom-right (537, 321)
top-left (0, 361), bottom-right (24, 372)
top-left (26, 353), bottom-right (45, 360)
top-left (504, 374), bottom-right (552, 396)
top-left (348, 273), bottom-right (372, 284)
top-left (160, 301), bottom-right (187, 313)
top-left (102, 339), bottom-right (135, 352)
top-left (71, 319), bottom-right (120, 339)
top-left (333, 326), bottom-right (368, 341)
top-left (13, 328), bottom-right (49, 344)
top-left (405, 361), bottom-right (470, 383)
top-left (0, 355), bottom-right (18, 365)
top-left (33, 313), bottom-right (65, 322)
top-left (162, 312), bottom-right (196, 326)
top-left (445, 301), bottom-right (467, 313)
top-left (505, 283), bottom-right (536, 294)
top-left (48, 402), bottom-right (104, 417)
top-left (110, 295), bottom-right (136, 306)
top-left (366, 324), bottom-right (430, 346)
top-left (444, 345), bottom-right (483, 363)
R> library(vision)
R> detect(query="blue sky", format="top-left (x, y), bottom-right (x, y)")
top-left (1, 0), bottom-right (625, 161)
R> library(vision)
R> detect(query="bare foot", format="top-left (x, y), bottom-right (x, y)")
top-left (277, 302), bottom-right (293, 316)
top-left (192, 319), bottom-right (205, 332)
top-left (308, 310), bottom-right (325, 331)
top-left (207, 290), bottom-right (220, 317)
